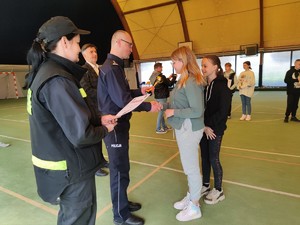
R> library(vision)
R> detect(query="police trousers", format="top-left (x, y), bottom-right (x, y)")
top-left (104, 120), bottom-right (131, 222)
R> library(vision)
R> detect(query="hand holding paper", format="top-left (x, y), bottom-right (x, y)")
top-left (116, 94), bottom-right (150, 118)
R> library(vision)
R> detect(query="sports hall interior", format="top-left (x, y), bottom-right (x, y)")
top-left (0, 0), bottom-right (300, 225)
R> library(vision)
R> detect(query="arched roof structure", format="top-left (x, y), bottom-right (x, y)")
top-left (111, 0), bottom-right (300, 61)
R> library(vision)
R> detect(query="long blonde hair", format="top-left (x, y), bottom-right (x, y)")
top-left (171, 46), bottom-right (206, 89)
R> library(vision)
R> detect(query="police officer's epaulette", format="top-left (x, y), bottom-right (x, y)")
top-left (109, 59), bottom-right (119, 66)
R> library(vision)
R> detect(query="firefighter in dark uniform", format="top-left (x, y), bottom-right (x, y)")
top-left (97, 30), bottom-right (161, 225)
top-left (24, 16), bottom-right (116, 225)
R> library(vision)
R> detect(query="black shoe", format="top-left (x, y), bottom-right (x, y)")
top-left (128, 201), bottom-right (142, 212)
top-left (113, 214), bottom-right (144, 225)
top-left (95, 168), bottom-right (108, 176)
top-left (101, 160), bottom-right (109, 168)
top-left (284, 117), bottom-right (289, 123)
top-left (290, 117), bottom-right (300, 122)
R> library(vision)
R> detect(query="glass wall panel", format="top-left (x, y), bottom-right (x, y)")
top-left (140, 60), bottom-right (173, 83)
top-left (236, 55), bottom-right (260, 86)
top-left (263, 52), bottom-right (290, 87)
top-left (292, 50), bottom-right (300, 62)
top-left (220, 56), bottom-right (236, 71)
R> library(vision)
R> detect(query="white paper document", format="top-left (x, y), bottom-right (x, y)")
top-left (116, 94), bottom-right (150, 118)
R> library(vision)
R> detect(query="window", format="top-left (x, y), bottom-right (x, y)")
top-left (263, 52), bottom-right (290, 87)
top-left (292, 50), bottom-right (300, 62)
top-left (220, 56), bottom-right (236, 71)
top-left (140, 60), bottom-right (174, 84)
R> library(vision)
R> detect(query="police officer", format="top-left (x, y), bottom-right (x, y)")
top-left (97, 30), bottom-right (161, 225)
top-left (24, 16), bottom-right (116, 225)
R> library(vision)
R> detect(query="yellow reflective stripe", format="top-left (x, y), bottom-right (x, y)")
top-left (32, 155), bottom-right (67, 170)
top-left (27, 89), bottom-right (32, 115)
top-left (79, 88), bottom-right (87, 98)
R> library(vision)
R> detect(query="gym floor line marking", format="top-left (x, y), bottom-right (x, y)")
top-left (2, 133), bottom-right (299, 159)
top-left (0, 118), bottom-right (28, 123)
top-left (0, 185), bottom-right (58, 215)
top-left (96, 151), bottom-right (180, 219)
top-left (0, 152), bottom-right (298, 219)
top-left (222, 145), bottom-right (300, 158)
top-left (131, 139), bottom-right (300, 166)
top-left (128, 159), bottom-right (300, 199)
top-left (131, 134), bottom-right (300, 159)
top-left (0, 134), bottom-right (30, 143)
top-left (223, 152), bottom-right (300, 166)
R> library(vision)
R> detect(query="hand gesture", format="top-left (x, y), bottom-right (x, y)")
top-left (105, 123), bottom-right (117, 132)
top-left (204, 126), bottom-right (216, 140)
top-left (141, 86), bottom-right (153, 95)
top-left (165, 109), bottom-right (174, 118)
top-left (150, 101), bottom-right (162, 112)
top-left (101, 114), bottom-right (117, 125)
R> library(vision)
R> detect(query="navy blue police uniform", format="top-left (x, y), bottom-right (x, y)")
top-left (97, 53), bottom-right (151, 223)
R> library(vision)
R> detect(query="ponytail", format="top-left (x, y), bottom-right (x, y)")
top-left (23, 40), bottom-right (45, 90)
top-left (23, 33), bottom-right (76, 89)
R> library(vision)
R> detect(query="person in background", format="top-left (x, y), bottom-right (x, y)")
top-left (200, 55), bottom-right (231, 205)
top-left (165, 46), bottom-right (206, 222)
top-left (284, 59), bottom-right (300, 123)
top-left (237, 61), bottom-right (255, 121)
top-left (97, 30), bottom-right (161, 225)
top-left (0, 142), bottom-right (10, 147)
top-left (223, 62), bottom-right (237, 118)
top-left (81, 43), bottom-right (109, 176)
top-left (23, 16), bottom-right (116, 225)
top-left (149, 62), bottom-right (177, 134)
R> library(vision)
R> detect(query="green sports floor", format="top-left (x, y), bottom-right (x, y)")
top-left (0, 91), bottom-right (299, 225)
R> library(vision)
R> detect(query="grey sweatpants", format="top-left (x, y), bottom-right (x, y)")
top-left (175, 119), bottom-right (203, 201)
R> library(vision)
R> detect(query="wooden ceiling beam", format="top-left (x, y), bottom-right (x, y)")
top-left (111, 0), bottom-right (140, 60)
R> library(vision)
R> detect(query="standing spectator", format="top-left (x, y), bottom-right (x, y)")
top-left (23, 16), bottom-right (116, 225)
top-left (200, 55), bottom-right (231, 205)
top-left (237, 61), bottom-right (255, 121)
top-left (165, 46), bottom-right (206, 222)
top-left (223, 62), bottom-right (237, 118)
top-left (284, 59), bottom-right (300, 122)
top-left (149, 62), bottom-right (177, 134)
top-left (81, 43), bottom-right (109, 176)
top-left (97, 30), bottom-right (161, 225)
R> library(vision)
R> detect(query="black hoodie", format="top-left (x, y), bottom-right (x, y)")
top-left (204, 75), bottom-right (231, 135)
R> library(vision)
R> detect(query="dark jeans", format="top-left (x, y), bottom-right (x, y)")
top-left (228, 93), bottom-right (233, 116)
top-left (285, 93), bottom-right (300, 117)
top-left (200, 135), bottom-right (223, 190)
top-left (57, 177), bottom-right (97, 225)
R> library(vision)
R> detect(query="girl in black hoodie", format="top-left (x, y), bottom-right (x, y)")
top-left (199, 55), bottom-right (231, 205)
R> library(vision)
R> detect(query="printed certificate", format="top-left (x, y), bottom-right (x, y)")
top-left (116, 94), bottom-right (150, 118)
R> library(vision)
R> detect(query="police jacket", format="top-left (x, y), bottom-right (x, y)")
top-left (204, 75), bottom-right (231, 136)
top-left (154, 73), bottom-right (177, 99)
top-left (28, 53), bottom-right (108, 204)
top-left (98, 54), bottom-right (151, 122)
top-left (284, 66), bottom-right (300, 95)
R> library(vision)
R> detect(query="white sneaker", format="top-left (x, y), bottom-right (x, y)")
top-left (176, 201), bottom-right (202, 222)
top-left (245, 115), bottom-right (251, 121)
top-left (201, 185), bottom-right (210, 197)
top-left (240, 114), bottom-right (246, 120)
top-left (204, 188), bottom-right (225, 205)
top-left (174, 192), bottom-right (190, 210)
top-left (0, 142), bottom-right (10, 148)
